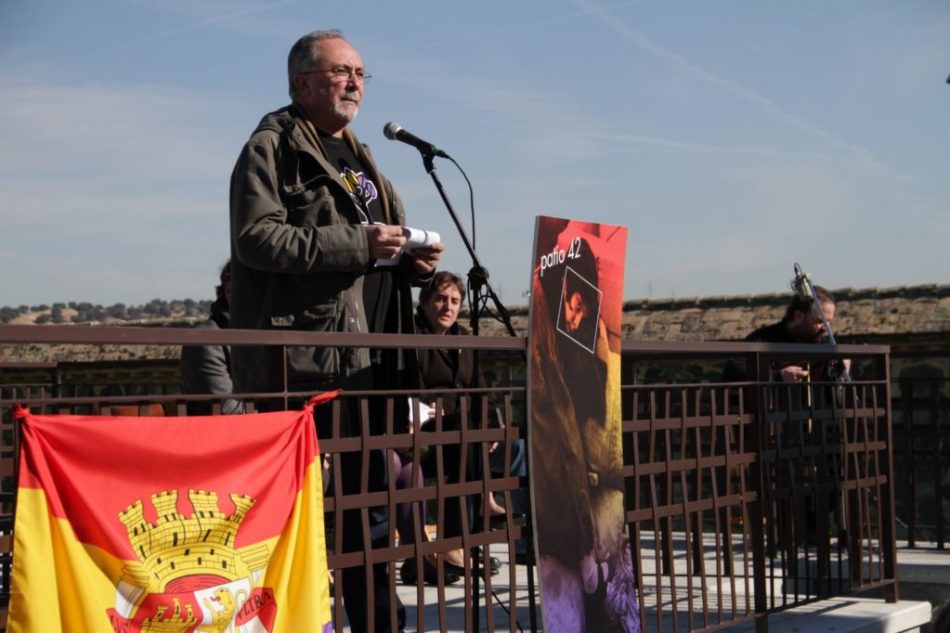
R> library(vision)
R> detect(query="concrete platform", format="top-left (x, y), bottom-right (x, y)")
top-left (895, 546), bottom-right (950, 610)
top-left (732, 597), bottom-right (931, 633)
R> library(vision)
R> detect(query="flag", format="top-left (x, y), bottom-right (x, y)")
top-left (9, 392), bottom-right (338, 633)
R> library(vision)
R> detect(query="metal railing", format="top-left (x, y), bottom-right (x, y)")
top-left (622, 342), bottom-right (896, 631)
top-left (0, 325), bottom-right (898, 632)
top-left (891, 350), bottom-right (950, 549)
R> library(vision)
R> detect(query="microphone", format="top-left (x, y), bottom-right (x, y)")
top-left (790, 262), bottom-right (813, 303)
top-left (383, 121), bottom-right (449, 158)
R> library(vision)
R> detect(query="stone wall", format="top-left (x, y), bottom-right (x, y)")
top-left (2, 284), bottom-right (947, 364)
top-left (475, 284), bottom-right (950, 344)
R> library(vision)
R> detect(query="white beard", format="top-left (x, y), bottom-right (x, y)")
top-left (334, 91), bottom-right (361, 123)
top-left (334, 103), bottom-right (359, 123)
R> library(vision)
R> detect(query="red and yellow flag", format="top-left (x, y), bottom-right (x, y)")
top-left (9, 393), bottom-right (337, 633)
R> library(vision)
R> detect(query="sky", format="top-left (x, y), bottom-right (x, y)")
top-left (1, 0), bottom-right (948, 307)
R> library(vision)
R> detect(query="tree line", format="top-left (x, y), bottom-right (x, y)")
top-left (0, 299), bottom-right (214, 325)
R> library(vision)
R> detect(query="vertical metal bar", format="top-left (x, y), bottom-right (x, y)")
top-left (870, 384), bottom-right (885, 586)
top-left (631, 390), bottom-right (649, 633)
top-left (280, 344), bottom-right (289, 411)
top-left (663, 389), bottom-right (681, 633)
top-left (881, 353), bottom-right (899, 602)
top-left (52, 363), bottom-right (62, 399)
top-left (681, 388), bottom-right (698, 629)
top-left (331, 400), bottom-right (347, 631)
top-left (931, 380), bottom-right (945, 549)
top-left (648, 388), bottom-right (667, 633)
top-left (734, 385), bottom-right (752, 617)
top-left (8, 402), bottom-right (21, 602)
top-left (900, 379), bottom-right (916, 547)
top-left (522, 389), bottom-right (540, 633)
top-left (749, 351), bottom-right (769, 633)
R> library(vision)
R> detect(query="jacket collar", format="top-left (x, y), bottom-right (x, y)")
top-left (271, 103), bottom-right (394, 224)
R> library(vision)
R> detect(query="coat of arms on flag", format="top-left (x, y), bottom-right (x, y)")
top-left (8, 393), bottom-right (337, 633)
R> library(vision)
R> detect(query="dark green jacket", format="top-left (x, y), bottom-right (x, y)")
top-left (229, 104), bottom-right (421, 393)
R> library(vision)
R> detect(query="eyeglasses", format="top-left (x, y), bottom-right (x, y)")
top-left (301, 65), bottom-right (372, 83)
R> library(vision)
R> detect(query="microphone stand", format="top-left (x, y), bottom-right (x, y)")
top-left (418, 150), bottom-right (518, 629)
top-left (420, 152), bottom-right (517, 337)
top-left (791, 264), bottom-right (856, 562)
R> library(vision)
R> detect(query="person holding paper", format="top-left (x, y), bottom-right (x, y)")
top-left (230, 28), bottom-right (443, 397)
top-left (229, 28), bottom-right (443, 633)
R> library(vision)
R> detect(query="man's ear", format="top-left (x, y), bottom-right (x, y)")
top-left (292, 74), bottom-right (309, 98)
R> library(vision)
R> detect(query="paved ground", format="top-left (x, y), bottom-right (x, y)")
top-left (394, 547), bottom-right (539, 633)
top-left (329, 546), bottom-right (539, 632)
top-left (330, 540), bottom-right (947, 631)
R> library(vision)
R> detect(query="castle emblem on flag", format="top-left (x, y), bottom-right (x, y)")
top-left (107, 488), bottom-right (276, 632)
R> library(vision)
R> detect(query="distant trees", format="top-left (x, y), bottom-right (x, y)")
top-left (142, 299), bottom-right (171, 317)
top-left (0, 299), bottom-right (215, 324)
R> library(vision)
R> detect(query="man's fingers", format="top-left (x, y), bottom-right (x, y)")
top-left (366, 224), bottom-right (408, 259)
top-left (412, 257), bottom-right (437, 274)
top-left (415, 242), bottom-right (445, 255)
top-left (367, 225), bottom-right (407, 244)
top-left (413, 244), bottom-right (444, 261)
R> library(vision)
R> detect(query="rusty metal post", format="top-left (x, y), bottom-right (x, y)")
top-left (749, 350), bottom-right (770, 633)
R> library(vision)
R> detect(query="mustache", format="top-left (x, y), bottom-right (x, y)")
top-left (342, 90), bottom-right (360, 101)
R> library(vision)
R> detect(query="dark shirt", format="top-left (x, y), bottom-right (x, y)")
top-left (724, 319), bottom-right (830, 381)
top-left (318, 131), bottom-right (394, 336)
top-left (744, 320), bottom-right (796, 344)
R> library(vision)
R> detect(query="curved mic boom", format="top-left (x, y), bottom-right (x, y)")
top-left (383, 121), bottom-right (449, 158)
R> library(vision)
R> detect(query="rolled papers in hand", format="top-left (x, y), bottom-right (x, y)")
top-left (402, 227), bottom-right (441, 251)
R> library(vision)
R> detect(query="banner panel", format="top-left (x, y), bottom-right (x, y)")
top-left (9, 396), bottom-right (335, 633)
top-left (527, 216), bottom-right (640, 632)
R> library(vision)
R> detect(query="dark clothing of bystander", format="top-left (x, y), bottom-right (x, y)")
top-left (180, 297), bottom-right (244, 416)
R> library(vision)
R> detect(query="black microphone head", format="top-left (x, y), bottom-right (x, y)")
top-left (383, 121), bottom-right (402, 140)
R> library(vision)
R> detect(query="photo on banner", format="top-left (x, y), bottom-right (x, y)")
top-left (527, 215), bottom-right (640, 633)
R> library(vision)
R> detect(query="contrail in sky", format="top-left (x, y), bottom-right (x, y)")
top-left (72, 0), bottom-right (298, 58)
top-left (569, 0), bottom-right (879, 163)
top-left (369, 0), bottom-right (647, 55)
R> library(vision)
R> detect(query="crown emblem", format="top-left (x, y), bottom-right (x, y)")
top-left (108, 489), bottom-right (274, 632)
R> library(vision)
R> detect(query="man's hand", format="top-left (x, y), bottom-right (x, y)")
top-left (780, 365), bottom-right (809, 382)
top-left (410, 242), bottom-right (444, 274)
top-left (365, 224), bottom-right (407, 260)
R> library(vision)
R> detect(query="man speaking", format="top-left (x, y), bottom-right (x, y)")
top-left (229, 29), bottom-right (443, 632)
